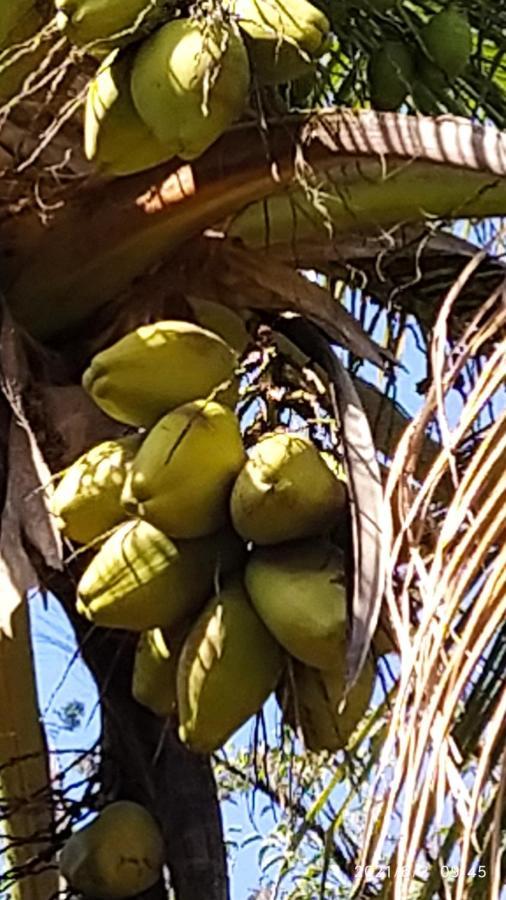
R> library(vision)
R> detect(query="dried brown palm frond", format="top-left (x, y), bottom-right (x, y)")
top-left (354, 260), bottom-right (506, 899)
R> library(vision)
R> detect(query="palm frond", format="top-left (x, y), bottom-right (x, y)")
top-left (356, 266), bottom-right (506, 897)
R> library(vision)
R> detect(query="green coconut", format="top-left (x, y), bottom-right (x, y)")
top-left (82, 320), bottom-right (238, 428)
top-left (279, 657), bottom-right (374, 751)
top-left (130, 18), bottom-right (250, 158)
top-left (420, 6), bottom-right (472, 80)
top-left (76, 519), bottom-right (245, 630)
top-left (228, 0), bottom-right (329, 85)
top-left (186, 297), bottom-right (250, 355)
top-left (230, 432), bottom-right (346, 544)
top-left (122, 400), bottom-right (246, 539)
top-left (132, 625), bottom-right (188, 716)
top-left (54, 0), bottom-right (167, 54)
top-left (59, 801), bottom-right (164, 899)
top-left (1, 0), bottom-right (38, 42)
top-left (368, 40), bottom-right (414, 110)
top-left (84, 48), bottom-right (175, 176)
top-left (177, 576), bottom-right (283, 753)
top-left (49, 435), bottom-right (140, 545)
top-left (0, 0), bottom-right (48, 102)
top-left (245, 539), bottom-right (347, 669)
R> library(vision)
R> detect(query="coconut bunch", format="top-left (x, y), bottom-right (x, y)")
top-left (54, 0), bottom-right (330, 175)
top-left (50, 315), bottom-right (383, 758)
top-left (366, 5), bottom-right (472, 112)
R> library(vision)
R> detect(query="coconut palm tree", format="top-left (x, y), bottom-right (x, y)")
top-left (0, 1), bottom-right (504, 898)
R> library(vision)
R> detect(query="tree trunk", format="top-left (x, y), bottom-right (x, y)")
top-left (41, 566), bottom-right (229, 900)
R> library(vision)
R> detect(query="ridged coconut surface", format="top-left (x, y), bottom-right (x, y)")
top-left (54, 0), bottom-right (168, 51)
top-left (230, 432), bottom-right (346, 544)
top-left (85, 48), bottom-right (174, 175)
top-left (76, 519), bottom-right (244, 630)
top-left (177, 577), bottom-right (283, 752)
top-left (122, 400), bottom-right (245, 538)
top-left (82, 320), bottom-right (238, 428)
top-left (59, 801), bottom-right (164, 899)
top-left (230, 0), bottom-right (329, 85)
top-left (245, 539), bottom-right (347, 669)
top-left (280, 657), bottom-right (374, 752)
top-left (132, 624), bottom-right (188, 717)
top-left (130, 18), bottom-right (250, 158)
top-left (49, 435), bottom-right (140, 544)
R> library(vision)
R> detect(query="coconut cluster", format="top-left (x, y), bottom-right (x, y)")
top-left (50, 315), bottom-right (385, 764)
top-left (54, 0), bottom-right (330, 175)
top-left (367, 5), bottom-right (472, 111)
top-left (0, 2), bottom-right (475, 141)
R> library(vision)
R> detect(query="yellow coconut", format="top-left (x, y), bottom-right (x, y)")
top-left (132, 624), bottom-right (188, 716)
top-left (177, 576), bottom-right (283, 752)
top-left (82, 320), bottom-right (238, 428)
top-left (130, 18), bottom-right (250, 158)
top-left (54, 0), bottom-right (167, 54)
top-left (230, 432), bottom-right (346, 544)
top-left (76, 519), bottom-right (245, 630)
top-left (186, 297), bottom-right (250, 355)
top-left (49, 435), bottom-right (140, 545)
top-left (279, 657), bottom-right (374, 752)
top-left (0, 0), bottom-right (48, 102)
top-left (229, 0), bottom-right (329, 85)
top-left (122, 400), bottom-right (246, 538)
top-left (84, 48), bottom-right (175, 175)
top-left (245, 539), bottom-right (347, 669)
top-left (59, 801), bottom-right (164, 899)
